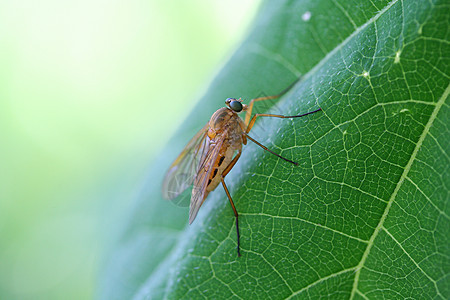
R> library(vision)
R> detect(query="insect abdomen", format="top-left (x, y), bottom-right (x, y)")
top-left (206, 153), bottom-right (228, 194)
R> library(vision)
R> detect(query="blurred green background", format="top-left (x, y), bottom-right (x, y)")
top-left (0, 1), bottom-right (260, 299)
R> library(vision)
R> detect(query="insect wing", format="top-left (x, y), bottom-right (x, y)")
top-left (189, 130), bottom-right (226, 224)
top-left (162, 123), bottom-right (210, 205)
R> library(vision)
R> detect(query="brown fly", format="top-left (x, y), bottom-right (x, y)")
top-left (162, 85), bottom-right (321, 256)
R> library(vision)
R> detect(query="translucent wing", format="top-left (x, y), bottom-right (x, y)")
top-left (162, 123), bottom-right (210, 202)
top-left (189, 129), bottom-right (227, 224)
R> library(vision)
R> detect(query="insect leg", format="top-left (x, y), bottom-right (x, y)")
top-left (244, 108), bottom-right (321, 165)
top-left (244, 95), bottom-right (282, 125)
top-left (244, 79), bottom-right (301, 125)
top-left (221, 150), bottom-right (242, 257)
top-left (245, 108), bottom-right (322, 134)
top-left (246, 134), bottom-right (298, 165)
top-left (221, 178), bottom-right (241, 257)
top-left (222, 151), bottom-right (241, 177)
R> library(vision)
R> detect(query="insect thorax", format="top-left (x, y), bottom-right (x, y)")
top-left (209, 107), bottom-right (244, 136)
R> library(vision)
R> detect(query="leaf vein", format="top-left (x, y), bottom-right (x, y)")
top-left (241, 212), bottom-right (369, 244)
top-left (382, 226), bottom-right (442, 292)
top-left (286, 267), bottom-right (357, 299)
top-left (350, 83), bottom-right (450, 299)
top-left (405, 177), bottom-right (450, 220)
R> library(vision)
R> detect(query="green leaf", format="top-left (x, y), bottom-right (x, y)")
top-left (98, 0), bottom-right (449, 299)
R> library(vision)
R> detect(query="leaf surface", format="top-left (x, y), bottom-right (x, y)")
top-left (99, 0), bottom-right (449, 299)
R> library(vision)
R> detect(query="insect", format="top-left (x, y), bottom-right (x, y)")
top-left (162, 85), bottom-right (322, 257)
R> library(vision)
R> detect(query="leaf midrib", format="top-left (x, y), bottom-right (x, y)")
top-left (349, 83), bottom-right (450, 299)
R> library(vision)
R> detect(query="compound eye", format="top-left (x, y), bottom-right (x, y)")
top-left (225, 98), bottom-right (234, 104)
top-left (229, 100), bottom-right (243, 112)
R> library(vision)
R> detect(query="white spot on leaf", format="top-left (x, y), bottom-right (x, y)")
top-left (394, 51), bottom-right (401, 63)
top-left (302, 11), bottom-right (311, 21)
